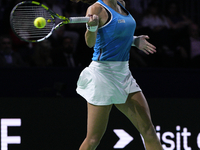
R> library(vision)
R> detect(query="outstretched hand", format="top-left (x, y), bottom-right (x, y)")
top-left (134, 35), bottom-right (156, 55)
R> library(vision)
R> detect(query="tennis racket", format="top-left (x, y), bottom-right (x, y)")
top-left (10, 1), bottom-right (90, 43)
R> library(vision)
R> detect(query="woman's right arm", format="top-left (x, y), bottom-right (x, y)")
top-left (85, 4), bottom-right (103, 48)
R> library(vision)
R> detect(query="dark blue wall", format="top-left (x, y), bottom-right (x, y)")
top-left (0, 67), bottom-right (200, 98)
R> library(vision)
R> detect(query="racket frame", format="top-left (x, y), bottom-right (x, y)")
top-left (10, 1), bottom-right (89, 43)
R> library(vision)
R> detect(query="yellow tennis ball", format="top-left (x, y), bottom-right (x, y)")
top-left (34, 17), bottom-right (46, 29)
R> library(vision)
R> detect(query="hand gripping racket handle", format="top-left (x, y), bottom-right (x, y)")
top-left (69, 17), bottom-right (90, 23)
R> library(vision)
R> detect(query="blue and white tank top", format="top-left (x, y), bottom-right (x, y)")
top-left (92, 0), bottom-right (136, 61)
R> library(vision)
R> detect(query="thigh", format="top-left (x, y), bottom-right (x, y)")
top-left (86, 103), bottom-right (113, 139)
top-left (115, 92), bottom-right (152, 132)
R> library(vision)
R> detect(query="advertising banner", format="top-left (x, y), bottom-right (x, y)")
top-left (0, 98), bottom-right (199, 150)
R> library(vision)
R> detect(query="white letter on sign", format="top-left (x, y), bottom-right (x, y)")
top-left (1, 119), bottom-right (21, 150)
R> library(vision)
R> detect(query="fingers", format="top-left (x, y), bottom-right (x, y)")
top-left (149, 43), bottom-right (156, 50)
top-left (143, 43), bottom-right (156, 55)
top-left (142, 36), bottom-right (156, 55)
top-left (147, 44), bottom-right (156, 52)
top-left (87, 14), bottom-right (99, 26)
top-left (143, 48), bottom-right (150, 55)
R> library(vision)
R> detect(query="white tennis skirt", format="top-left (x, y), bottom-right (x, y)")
top-left (76, 61), bottom-right (141, 105)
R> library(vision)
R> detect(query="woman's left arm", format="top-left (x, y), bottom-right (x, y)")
top-left (133, 36), bottom-right (157, 55)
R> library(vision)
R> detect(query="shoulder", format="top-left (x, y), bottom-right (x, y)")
top-left (86, 2), bottom-right (109, 27)
top-left (117, 0), bottom-right (125, 7)
top-left (86, 2), bottom-right (103, 15)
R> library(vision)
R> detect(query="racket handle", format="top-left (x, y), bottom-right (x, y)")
top-left (69, 17), bottom-right (90, 23)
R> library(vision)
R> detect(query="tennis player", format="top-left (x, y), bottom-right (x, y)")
top-left (72, 0), bottom-right (163, 149)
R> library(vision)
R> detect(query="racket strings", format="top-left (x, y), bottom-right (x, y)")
top-left (11, 4), bottom-right (55, 41)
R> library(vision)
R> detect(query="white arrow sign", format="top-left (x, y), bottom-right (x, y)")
top-left (113, 129), bottom-right (134, 149)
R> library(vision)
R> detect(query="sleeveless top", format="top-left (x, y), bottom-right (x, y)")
top-left (92, 0), bottom-right (136, 61)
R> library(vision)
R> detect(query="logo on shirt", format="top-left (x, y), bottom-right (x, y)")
top-left (118, 19), bottom-right (125, 23)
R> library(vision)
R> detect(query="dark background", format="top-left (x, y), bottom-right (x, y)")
top-left (1, 0), bottom-right (200, 149)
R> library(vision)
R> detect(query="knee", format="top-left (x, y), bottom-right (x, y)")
top-left (139, 123), bottom-right (157, 141)
top-left (84, 136), bottom-right (101, 148)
